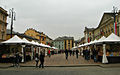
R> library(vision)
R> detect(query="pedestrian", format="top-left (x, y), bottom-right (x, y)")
top-left (83, 49), bottom-right (86, 58)
top-left (85, 49), bottom-right (90, 60)
top-left (48, 50), bottom-right (51, 57)
top-left (92, 48), bottom-right (98, 62)
top-left (65, 49), bottom-right (68, 60)
top-left (39, 51), bottom-right (45, 68)
top-left (12, 52), bottom-right (16, 67)
top-left (76, 49), bottom-right (79, 59)
top-left (69, 50), bottom-right (72, 56)
top-left (72, 50), bottom-right (75, 56)
top-left (15, 52), bottom-right (20, 67)
top-left (35, 53), bottom-right (39, 68)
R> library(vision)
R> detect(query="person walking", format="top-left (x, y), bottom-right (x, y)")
top-left (69, 50), bottom-right (72, 56)
top-left (76, 49), bottom-right (79, 59)
top-left (85, 49), bottom-right (90, 60)
top-left (65, 49), bottom-right (68, 60)
top-left (39, 51), bottom-right (45, 68)
top-left (15, 52), bottom-right (20, 67)
top-left (48, 50), bottom-right (51, 57)
top-left (35, 53), bottom-right (39, 68)
top-left (72, 50), bottom-right (75, 56)
top-left (92, 49), bottom-right (98, 62)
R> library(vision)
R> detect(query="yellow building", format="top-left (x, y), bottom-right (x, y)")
top-left (63, 36), bottom-right (74, 50)
top-left (0, 7), bottom-right (8, 42)
top-left (24, 28), bottom-right (47, 44)
top-left (6, 29), bottom-right (39, 42)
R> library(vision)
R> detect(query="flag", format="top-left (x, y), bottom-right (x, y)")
top-left (115, 22), bottom-right (117, 35)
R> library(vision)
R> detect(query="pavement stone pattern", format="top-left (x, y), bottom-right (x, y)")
top-left (20, 53), bottom-right (100, 66)
top-left (1, 53), bottom-right (120, 68)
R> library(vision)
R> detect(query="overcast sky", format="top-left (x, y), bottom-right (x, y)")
top-left (0, 0), bottom-right (120, 40)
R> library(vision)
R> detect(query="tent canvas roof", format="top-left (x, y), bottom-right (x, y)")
top-left (22, 38), bottom-right (32, 44)
top-left (2, 35), bottom-right (27, 44)
top-left (102, 33), bottom-right (120, 42)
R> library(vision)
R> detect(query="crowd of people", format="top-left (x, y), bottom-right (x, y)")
top-left (12, 52), bottom-right (21, 67)
top-left (35, 51), bottom-right (45, 68)
top-left (82, 48), bottom-right (98, 62)
top-left (65, 49), bottom-right (79, 60)
top-left (11, 48), bottom-right (98, 68)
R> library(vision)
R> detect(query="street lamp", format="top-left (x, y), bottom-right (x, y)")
top-left (9, 8), bottom-right (16, 38)
top-left (113, 6), bottom-right (118, 35)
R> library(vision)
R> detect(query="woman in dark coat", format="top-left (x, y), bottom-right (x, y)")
top-left (35, 53), bottom-right (39, 67)
top-left (39, 51), bottom-right (45, 68)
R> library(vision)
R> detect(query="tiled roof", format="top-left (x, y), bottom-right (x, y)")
top-left (6, 29), bottom-right (39, 41)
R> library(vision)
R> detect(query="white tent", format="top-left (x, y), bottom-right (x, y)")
top-left (98, 36), bottom-right (106, 41)
top-left (94, 36), bottom-right (106, 44)
top-left (72, 46), bottom-right (78, 49)
top-left (90, 39), bottom-right (98, 44)
top-left (52, 47), bottom-right (58, 49)
top-left (102, 33), bottom-right (120, 42)
top-left (22, 38), bottom-right (32, 44)
top-left (31, 40), bottom-right (38, 45)
top-left (2, 35), bottom-right (28, 44)
top-left (39, 43), bottom-right (50, 48)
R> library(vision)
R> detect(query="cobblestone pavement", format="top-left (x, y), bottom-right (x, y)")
top-left (20, 53), bottom-right (101, 66)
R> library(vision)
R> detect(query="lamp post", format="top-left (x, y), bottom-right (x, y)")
top-left (113, 6), bottom-right (118, 35)
top-left (9, 8), bottom-right (16, 38)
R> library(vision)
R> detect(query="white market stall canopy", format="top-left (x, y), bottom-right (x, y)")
top-left (78, 44), bottom-right (84, 47)
top-left (1, 35), bottom-right (52, 48)
top-left (39, 43), bottom-right (51, 48)
top-left (102, 33), bottom-right (120, 42)
top-left (72, 46), bottom-right (78, 49)
top-left (52, 47), bottom-right (58, 49)
top-left (78, 33), bottom-right (120, 47)
top-left (22, 38), bottom-right (32, 44)
top-left (1, 35), bottom-right (29, 44)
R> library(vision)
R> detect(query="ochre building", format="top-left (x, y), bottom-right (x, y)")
top-left (0, 7), bottom-right (8, 42)
top-left (24, 28), bottom-right (47, 44)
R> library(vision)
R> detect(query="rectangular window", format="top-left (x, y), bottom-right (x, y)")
top-left (3, 15), bottom-right (5, 21)
top-left (42, 37), bottom-right (44, 41)
top-left (1, 24), bottom-right (4, 40)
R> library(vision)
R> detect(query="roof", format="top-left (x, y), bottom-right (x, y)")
top-left (54, 36), bottom-right (74, 41)
top-left (96, 12), bottom-right (115, 30)
top-left (84, 27), bottom-right (95, 32)
top-left (0, 7), bottom-right (8, 16)
top-left (102, 33), bottom-right (120, 42)
top-left (6, 29), bottom-right (39, 41)
top-left (26, 28), bottom-right (43, 34)
top-left (1, 35), bottom-right (28, 44)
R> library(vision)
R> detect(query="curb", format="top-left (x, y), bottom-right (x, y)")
top-left (0, 65), bottom-right (13, 69)
top-left (1, 64), bottom-right (120, 68)
top-left (19, 64), bottom-right (101, 67)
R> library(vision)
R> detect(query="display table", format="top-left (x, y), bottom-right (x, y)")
top-left (98, 55), bottom-right (120, 63)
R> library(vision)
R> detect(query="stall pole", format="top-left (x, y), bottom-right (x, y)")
top-left (38, 47), bottom-right (41, 55)
top-left (21, 45), bottom-right (25, 62)
top-left (102, 44), bottom-right (108, 63)
top-left (31, 46), bottom-right (34, 60)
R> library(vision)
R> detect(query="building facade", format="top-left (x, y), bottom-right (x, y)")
top-left (6, 29), bottom-right (39, 42)
top-left (46, 35), bottom-right (53, 46)
top-left (53, 36), bottom-right (74, 50)
top-left (79, 37), bottom-right (85, 45)
top-left (24, 28), bottom-right (47, 44)
top-left (0, 7), bottom-right (8, 42)
top-left (84, 27), bottom-right (95, 43)
top-left (80, 11), bottom-right (120, 44)
top-left (53, 37), bottom-right (64, 50)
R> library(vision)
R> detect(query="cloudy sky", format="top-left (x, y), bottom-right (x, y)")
top-left (0, 0), bottom-right (120, 40)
